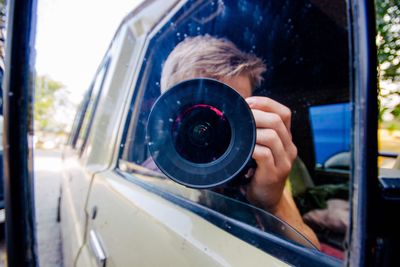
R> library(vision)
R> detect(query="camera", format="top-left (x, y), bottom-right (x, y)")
top-left (147, 78), bottom-right (256, 188)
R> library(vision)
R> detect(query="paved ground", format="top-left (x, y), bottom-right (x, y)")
top-left (0, 149), bottom-right (64, 267)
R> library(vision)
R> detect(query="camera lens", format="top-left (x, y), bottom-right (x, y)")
top-left (147, 78), bottom-right (256, 188)
top-left (190, 122), bottom-right (212, 147)
top-left (173, 104), bottom-right (231, 163)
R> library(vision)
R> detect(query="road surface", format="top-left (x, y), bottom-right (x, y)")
top-left (0, 149), bottom-right (64, 267)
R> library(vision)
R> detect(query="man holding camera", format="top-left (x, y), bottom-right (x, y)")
top-left (159, 35), bottom-right (320, 248)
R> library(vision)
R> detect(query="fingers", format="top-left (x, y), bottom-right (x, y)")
top-left (253, 144), bottom-right (275, 167)
top-left (252, 110), bottom-right (294, 154)
top-left (245, 96), bottom-right (297, 212)
top-left (255, 128), bottom-right (287, 169)
top-left (246, 96), bottom-right (292, 131)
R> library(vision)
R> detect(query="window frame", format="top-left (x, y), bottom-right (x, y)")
top-left (347, 0), bottom-right (380, 265)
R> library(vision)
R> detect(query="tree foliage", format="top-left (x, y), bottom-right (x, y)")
top-left (376, 0), bottom-right (400, 121)
top-left (376, 0), bottom-right (400, 82)
top-left (34, 75), bottom-right (64, 131)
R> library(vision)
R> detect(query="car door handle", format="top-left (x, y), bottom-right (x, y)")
top-left (89, 230), bottom-right (107, 267)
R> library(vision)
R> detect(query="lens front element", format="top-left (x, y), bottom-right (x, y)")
top-left (173, 104), bottom-right (231, 163)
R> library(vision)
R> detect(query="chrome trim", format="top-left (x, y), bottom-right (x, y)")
top-left (89, 230), bottom-right (107, 267)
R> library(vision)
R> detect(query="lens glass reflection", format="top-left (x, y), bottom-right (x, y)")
top-left (172, 104), bottom-right (231, 163)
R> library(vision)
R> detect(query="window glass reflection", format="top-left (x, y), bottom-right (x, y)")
top-left (121, 0), bottom-right (351, 259)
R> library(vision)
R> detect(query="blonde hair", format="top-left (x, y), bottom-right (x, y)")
top-left (160, 35), bottom-right (266, 92)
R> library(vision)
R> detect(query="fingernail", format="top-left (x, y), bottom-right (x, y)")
top-left (245, 98), bottom-right (255, 106)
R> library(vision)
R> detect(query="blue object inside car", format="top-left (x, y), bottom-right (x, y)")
top-left (309, 103), bottom-right (351, 165)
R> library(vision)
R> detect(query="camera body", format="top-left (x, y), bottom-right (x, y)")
top-left (147, 78), bottom-right (256, 188)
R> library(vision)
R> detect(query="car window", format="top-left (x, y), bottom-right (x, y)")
top-left (82, 27), bottom-right (146, 167)
top-left (120, 0), bottom-right (350, 263)
top-left (76, 59), bottom-right (109, 154)
top-left (68, 89), bottom-right (91, 148)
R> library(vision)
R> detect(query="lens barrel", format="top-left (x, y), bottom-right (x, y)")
top-left (147, 78), bottom-right (256, 188)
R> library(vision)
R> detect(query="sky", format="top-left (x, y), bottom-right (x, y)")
top-left (35, 0), bottom-right (143, 102)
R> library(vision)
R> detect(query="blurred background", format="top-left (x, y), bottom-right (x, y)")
top-left (33, 0), bottom-right (400, 164)
top-left (375, 0), bottom-right (400, 167)
top-left (1, 1), bottom-right (143, 266)
top-left (34, 0), bottom-right (144, 150)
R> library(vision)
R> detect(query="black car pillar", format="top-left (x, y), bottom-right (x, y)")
top-left (2, 0), bottom-right (38, 266)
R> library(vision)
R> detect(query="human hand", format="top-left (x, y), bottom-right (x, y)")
top-left (244, 96), bottom-right (297, 213)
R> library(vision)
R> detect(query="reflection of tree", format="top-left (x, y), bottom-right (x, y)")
top-left (376, 0), bottom-right (400, 122)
